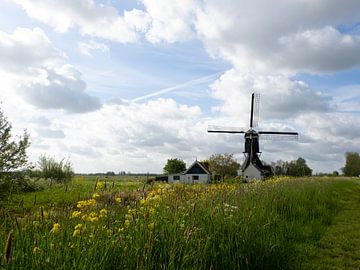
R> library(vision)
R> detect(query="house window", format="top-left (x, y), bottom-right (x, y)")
top-left (173, 175), bottom-right (180, 181)
top-left (192, 175), bottom-right (199, 180)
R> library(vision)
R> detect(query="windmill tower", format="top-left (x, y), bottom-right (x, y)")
top-left (208, 93), bottom-right (298, 181)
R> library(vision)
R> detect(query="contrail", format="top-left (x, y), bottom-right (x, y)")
top-left (131, 71), bottom-right (224, 102)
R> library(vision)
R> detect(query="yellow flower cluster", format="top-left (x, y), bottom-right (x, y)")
top-left (92, 193), bottom-right (100, 199)
top-left (33, 247), bottom-right (41, 255)
top-left (96, 181), bottom-right (103, 190)
top-left (77, 199), bottom-right (96, 209)
top-left (73, 223), bottom-right (83, 237)
top-left (71, 211), bottom-right (81, 218)
top-left (51, 223), bottom-right (60, 234)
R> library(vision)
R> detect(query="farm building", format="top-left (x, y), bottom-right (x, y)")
top-left (168, 160), bottom-right (211, 183)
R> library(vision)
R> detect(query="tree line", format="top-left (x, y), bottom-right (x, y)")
top-left (164, 152), bottom-right (360, 180)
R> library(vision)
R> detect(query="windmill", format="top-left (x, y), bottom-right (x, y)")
top-left (208, 93), bottom-right (298, 181)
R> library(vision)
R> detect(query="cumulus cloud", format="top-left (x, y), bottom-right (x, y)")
top-left (0, 27), bottom-right (65, 72)
top-left (141, 0), bottom-right (198, 43)
top-left (7, 0), bottom-right (360, 173)
top-left (17, 66), bottom-right (101, 113)
top-left (41, 99), bottom-right (210, 172)
top-left (210, 69), bottom-right (331, 122)
top-left (278, 27), bottom-right (360, 73)
top-left (0, 27), bottom-right (101, 113)
top-left (195, 0), bottom-right (360, 74)
top-left (13, 0), bottom-right (150, 43)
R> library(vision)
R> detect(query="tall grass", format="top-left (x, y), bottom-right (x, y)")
top-left (0, 177), bottom-right (352, 269)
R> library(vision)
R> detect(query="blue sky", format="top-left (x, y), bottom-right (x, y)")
top-left (0, 0), bottom-right (359, 173)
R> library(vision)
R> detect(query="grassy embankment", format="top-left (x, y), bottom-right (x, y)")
top-left (0, 176), bottom-right (359, 269)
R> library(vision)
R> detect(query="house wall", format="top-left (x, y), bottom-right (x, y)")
top-left (168, 174), bottom-right (210, 183)
top-left (168, 174), bottom-right (181, 183)
top-left (243, 164), bottom-right (263, 181)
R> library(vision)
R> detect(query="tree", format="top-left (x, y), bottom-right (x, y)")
top-left (271, 160), bottom-right (288, 175)
top-left (287, 157), bottom-right (312, 176)
top-left (343, 152), bottom-right (360, 176)
top-left (163, 158), bottom-right (186, 174)
top-left (38, 155), bottom-right (74, 184)
top-left (208, 153), bottom-right (240, 181)
top-left (271, 157), bottom-right (312, 176)
top-left (0, 108), bottom-right (30, 173)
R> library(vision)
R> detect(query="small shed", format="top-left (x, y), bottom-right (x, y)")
top-left (168, 160), bottom-right (211, 184)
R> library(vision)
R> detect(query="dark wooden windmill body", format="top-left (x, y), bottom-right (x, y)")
top-left (208, 93), bottom-right (298, 180)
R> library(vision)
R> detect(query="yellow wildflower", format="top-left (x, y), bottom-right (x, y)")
top-left (148, 222), bottom-right (154, 230)
top-left (71, 211), bottom-right (81, 218)
top-left (74, 224), bottom-right (83, 230)
top-left (100, 209), bottom-right (107, 216)
top-left (118, 228), bottom-right (125, 233)
top-left (92, 193), bottom-right (100, 199)
top-left (124, 220), bottom-right (130, 227)
top-left (33, 247), bottom-right (41, 255)
top-left (139, 199), bottom-right (146, 205)
top-left (89, 217), bottom-right (99, 222)
top-left (51, 223), bottom-right (60, 234)
top-left (149, 207), bottom-right (156, 215)
top-left (73, 229), bottom-right (81, 237)
top-left (96, 181), bottom-right (103, 190)
top-left (115, 197), bottom-right (122, 203)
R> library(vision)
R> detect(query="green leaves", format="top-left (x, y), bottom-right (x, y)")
top-left (343, 152), bottom-right (360, 176)
top-left (163, 158), bottom-right (186, 174)
top-left (0, 109), bottom-right (30, 172)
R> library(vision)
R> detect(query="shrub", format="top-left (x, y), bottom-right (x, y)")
top-left (38, 155), bottom-right (74, 184)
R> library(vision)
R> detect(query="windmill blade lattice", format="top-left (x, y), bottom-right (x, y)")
top-left (207, 125), bottom-right (246, 133)
top-left (259, 131), bottom-right (298, 141)
top-left (252, 93), bottom-right (260, 128)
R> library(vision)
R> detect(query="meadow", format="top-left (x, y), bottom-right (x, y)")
top-left (1, 176), bottom-right (359, 269)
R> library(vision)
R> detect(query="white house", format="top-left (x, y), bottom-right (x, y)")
top-left (241, 155), bottom-right (264, 181)
top-left (168, 160), bottom-right (211, 184)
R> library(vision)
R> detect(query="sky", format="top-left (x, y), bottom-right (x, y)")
top-left (0, 0), bottom-right (359, 174)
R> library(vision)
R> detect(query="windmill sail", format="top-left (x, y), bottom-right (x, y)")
top-left (259, 131), bottom-right (298, 140)
top-left (250, 93), bottom-right (260, 128)
top-left (207, 125), bottom-right (246, 133)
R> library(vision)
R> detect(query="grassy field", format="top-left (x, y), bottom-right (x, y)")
top-left (0, 176), bottom-right (359, 269)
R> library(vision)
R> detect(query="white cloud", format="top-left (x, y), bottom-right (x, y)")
top-left (17, 65), bottom-right (101, 113)
top-left (13, 0), bottom-right (150, 43)
top-left (5, 0), bottom-right (360, 174)
top-left (278, 27), bottom-right (360, 73)
top-left (195, 0), bottom-right (360, 74)
top-left (33, 99), bottom-right (208, 172)
top-left (0, 27), bottom-right (65, 72)
top-left (141, 0), bottom-right (198, 43)
top-left (210, 69), bottom-right (331, 123)
top-left (0, 27), bottom-right (101, 113)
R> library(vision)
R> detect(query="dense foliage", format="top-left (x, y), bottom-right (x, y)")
top-left (209, 153), bottom-right (240, 180)
top-left (271, 157), bottom-right (312, 176)
top-left (163, 158), bottom-right (186, 174)
top-left (37, 155), bottom-right (74, 183)
top-left (343, 152), bottom-right (360, 176)
top-left (0, 108), bottom-right (30, 173)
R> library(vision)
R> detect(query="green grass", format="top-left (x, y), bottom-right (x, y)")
top-left (1, 176), bottom-right (144, 213)
top-left (0, 176), bottom-right (358, 269)
top-left (304, 178), bottom-right (360, 269)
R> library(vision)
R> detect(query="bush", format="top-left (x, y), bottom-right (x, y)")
top-left (38, 155), bottom-right (74, 184)
top-left (0, 172), bottom-right (44, 200)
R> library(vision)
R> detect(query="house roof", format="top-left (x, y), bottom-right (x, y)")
top-left (184, 160), bottom-right (212, 175)
top-left (241, 154), bottom-right (264, 172)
